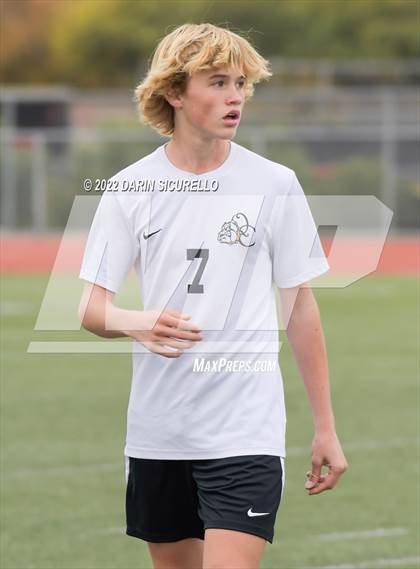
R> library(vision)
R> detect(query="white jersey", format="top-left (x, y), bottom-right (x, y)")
top-left (79, 141), bottom-right (330, 460)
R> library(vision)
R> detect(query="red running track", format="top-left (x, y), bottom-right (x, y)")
top-left (0, 234), bottom-right (419, 275)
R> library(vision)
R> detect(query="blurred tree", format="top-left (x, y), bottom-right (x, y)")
top-left (0, 0), bottom-right (59, 82)
top-left (48, 1), bottom-right (208, 86)
top-left (1, 0), bottom-right (419, 86)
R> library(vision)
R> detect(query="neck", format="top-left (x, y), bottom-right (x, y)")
top-left (165, 133), bottom-right (231, 175)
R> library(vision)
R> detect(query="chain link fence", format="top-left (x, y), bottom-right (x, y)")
top-left (1, 86), bottom-right (418, 232)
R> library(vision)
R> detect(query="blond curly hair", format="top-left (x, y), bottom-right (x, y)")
top-left (134, 23), bottom-right (272, 136)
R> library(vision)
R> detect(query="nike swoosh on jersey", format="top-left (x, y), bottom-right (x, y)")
top-left (143, 229), bottom-right (162, 240)
top-left (247, 508), bottom-right (270, 517)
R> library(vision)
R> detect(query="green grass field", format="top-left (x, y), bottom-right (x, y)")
top-left (1, 275), bottom-right (419, 569)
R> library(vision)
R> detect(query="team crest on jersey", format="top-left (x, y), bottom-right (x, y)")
top-left (217, 212), bottom-right (256, 247)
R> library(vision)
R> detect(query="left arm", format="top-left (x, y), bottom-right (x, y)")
top-left (280, 284), bottom-right (349, 496)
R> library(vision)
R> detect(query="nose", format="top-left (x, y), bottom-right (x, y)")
top-left (225, 84), bottom-right (243, 106)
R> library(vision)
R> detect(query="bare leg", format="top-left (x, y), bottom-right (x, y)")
top-left (203, 528), bottom-right (267, 569)
top-left (148, 537), bottom-right (204, 569)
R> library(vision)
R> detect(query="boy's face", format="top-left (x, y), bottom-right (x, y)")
top-left (172, 66), bottom-right (246, 140)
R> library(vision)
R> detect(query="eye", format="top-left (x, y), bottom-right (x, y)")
top-left (237, 79), bottom-right (246, 88)
top-left (213, 80), bottom-right (224, 87)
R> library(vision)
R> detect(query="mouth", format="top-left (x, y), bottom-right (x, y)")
top-left (223, 110), bottom-right (241, 125)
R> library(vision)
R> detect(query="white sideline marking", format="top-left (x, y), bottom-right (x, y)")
top-left (94, 527), bottom-right (125, 536)
top-left (286, 436), bottom-right (418, 457)
top-left (4, 462), bottom-right (120, 479)
top-left (303, 556), bottom-right (420, 569)
top-left (93, 526), bottom-right (410, 541)
top-left (4, 437), bottom-right (418, 479)
top-left (315, 527), bottom-right (409, 541)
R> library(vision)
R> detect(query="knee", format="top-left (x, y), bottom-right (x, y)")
top-left (148, 539), bottom-right (204, 569)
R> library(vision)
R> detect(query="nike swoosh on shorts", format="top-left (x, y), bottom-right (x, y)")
top-left (247, 507), bottom-right (270, 517)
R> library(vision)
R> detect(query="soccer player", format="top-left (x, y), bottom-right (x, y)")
top-left (78, 23), bottom-right (348, 569)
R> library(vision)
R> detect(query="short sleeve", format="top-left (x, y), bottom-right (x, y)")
top-left (271, 172), bottom-right (330, 288)
top-left (78, 191), bottom-right (140, 293)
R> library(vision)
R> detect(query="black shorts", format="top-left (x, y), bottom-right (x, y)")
top-left (125, 454), bottom-right (285, 544)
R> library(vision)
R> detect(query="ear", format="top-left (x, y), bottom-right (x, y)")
top-left (164, 86), bottom-right (183, 109)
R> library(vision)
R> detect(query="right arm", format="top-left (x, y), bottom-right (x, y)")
top-left (78, 282), bottom-right (203, 358)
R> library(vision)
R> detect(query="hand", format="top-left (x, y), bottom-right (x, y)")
top-left (304, 431), bottom-right (348, 495)
top-left (124, 308), bottom-right (203, 358)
